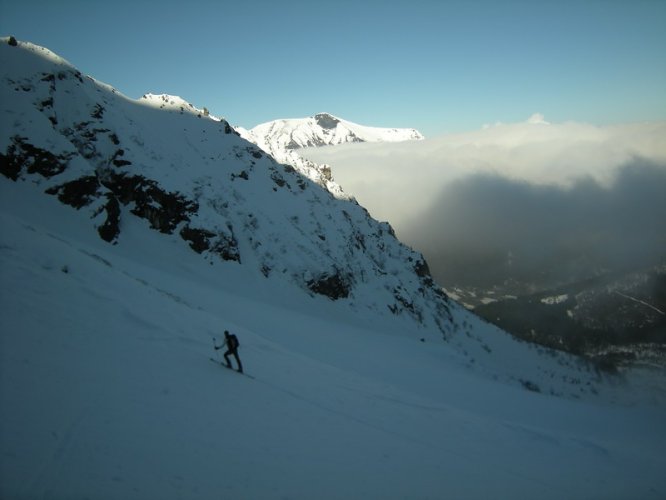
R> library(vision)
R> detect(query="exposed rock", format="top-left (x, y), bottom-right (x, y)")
top-left (97, 194), bottom-right (121, 243)
top-left (314, 112), bottom-right (340, 130)
top-left (0, 137), bottom-right (72, 180)
top-left (178, 224), bottom-right (241, 262)
top-left (307, 272), bottom-right (351, 300)
top-left (180, 226), bottom-right (216, 253)
top-left (45, 175), bottom-right (100, 208)
top-left (100, 173), bottom-right (196, 234)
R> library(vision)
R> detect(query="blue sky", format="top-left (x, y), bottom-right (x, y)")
top-left (1, 0), bottom-right (665, 136)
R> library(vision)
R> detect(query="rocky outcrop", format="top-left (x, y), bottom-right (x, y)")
top-left (307, 271), bottom-right (352, 300)
top-left (0, 136), bottom-right (72, 180)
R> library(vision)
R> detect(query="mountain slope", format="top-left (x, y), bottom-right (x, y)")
top-left (1, 37), bottom-right (665, 499)
top-left (0, 38), bottom-right (450, 336)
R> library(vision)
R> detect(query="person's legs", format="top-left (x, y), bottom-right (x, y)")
top-left (233, 351), bottom-right (243, 373)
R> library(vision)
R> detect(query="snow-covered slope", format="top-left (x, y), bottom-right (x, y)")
top-left (3, 185), bottom-right (665, 500)
top-left (0, 38), bottom-right (449, 336)
top-left (2, 38), bottom-right (665, 499)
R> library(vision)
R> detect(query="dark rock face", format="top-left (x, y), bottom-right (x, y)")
top-left (46, 175), bottom-right (100, 208)
top-left (0, 136), bottom-right (72, 180)
top-left (180, 225), bottom-right (240, 262)
top-left (97, 194), bottom-right (120, 242)
top-left (40, 166), bottom-right (197, 242)
top-left (180, 226), bottom-right (216, 253)
top-left (103, 173), bottom-right (195, 234)
top-left (307, 272), bottom-right (351, 300)
top-left (413, 257), bottom-right (431, 279)
top-left (0, 135), bottom-right (242, 258)
top-left (314, 113), bottom-right (340, 130)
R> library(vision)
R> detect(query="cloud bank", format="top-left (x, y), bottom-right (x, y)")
top-left (302, 117), bottom-right (666, 290)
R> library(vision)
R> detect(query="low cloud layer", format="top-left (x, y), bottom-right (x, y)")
top-left (401, 160), bottom-right (666, 288)
top-left (302, 118), bottom-right (666, 290)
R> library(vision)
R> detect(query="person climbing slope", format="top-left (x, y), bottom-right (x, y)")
top-left (215, 330), bottom-right (243, 373)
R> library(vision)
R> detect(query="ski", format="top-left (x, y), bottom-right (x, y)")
top-left (209, 358), bottom-right (255, 379)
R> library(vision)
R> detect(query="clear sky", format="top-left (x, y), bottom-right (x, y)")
top-left (1, 0), bottom-right (665, 136)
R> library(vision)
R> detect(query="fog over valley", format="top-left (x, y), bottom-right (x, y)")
top-left (302, 117), bottom-right (666, 293)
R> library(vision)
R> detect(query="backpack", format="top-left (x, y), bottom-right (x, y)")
top-left (229, 334), bottom-right (239, 350)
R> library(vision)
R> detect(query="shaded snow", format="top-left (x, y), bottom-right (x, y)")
top-left (1, 178), bottom-right (665, 500)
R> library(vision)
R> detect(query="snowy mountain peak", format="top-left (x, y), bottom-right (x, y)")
top-left (139, 93), bottom-right (218, 119)
top-left (244, 112), bottom-right (424, 152)
top-left (140, 92), bottom-right (197, 110)
top-left (1, 36), bottom-right (73, 69)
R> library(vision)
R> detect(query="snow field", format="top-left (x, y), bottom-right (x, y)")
top-left (1, 179), bottom-right (665, 500)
